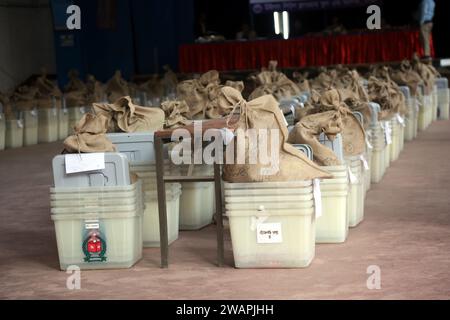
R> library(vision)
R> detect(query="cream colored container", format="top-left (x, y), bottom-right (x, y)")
top-left (224, 181), bottom-right (315, 268)
top-left (316, 165), bottom-right (349, 243)
top-left (50, 181), bottom-right (143, 270)
top-left (129, 164), bottom-right (181, 247)
top-left (38, 108), bottom-right (58, 143)
top-left (347, 158), bottom-right (364, 227)
top-left (438, 88), bottom-right (449, 120)
top-left (58, 108), bottom-right (70, 140)
top-left (389, 118), bottom-right (401, 162)
top-left (0, 113), bottom-right (5, 150)
top-left (5, 119), bottom-right (24, 149)
top-left (364, 150), bottom-right (372, 193)
top-left (68, 106), bottom-right (87, 129)
top-left (179, 164), bottom-right (215, 230)
top-left (432, 85), bottom-right (438, 121)
top-left (22, 109), bottom-right (38, 146)
top-left (142, 184), bottom-right (181, 247)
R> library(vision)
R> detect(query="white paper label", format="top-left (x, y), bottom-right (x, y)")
top-left (313, 179), bottom-right (322, 218)
top-left (396, 114), bottom-right (406, 127)
top-left (384, 122), bottom-right (392, 145)
top-left (257, 223), bottom-right (282, 244)
top-left (63, 108), bottom-right (68, 114)
top-left (80, 106), bottom-right (86, 114)
top-left (85, 220), bottom-right (100, 230)
top-left (17, 119), bottom-right (24, 128)
top-left (52, 108), bottom-right (57, 116)
top-left (65, 153), bottom-right (105, 174)
top-left (348, 167), bottom-right (358, 184)
top-left (360, 155), bottom-right (369, 171)
top-left (290, 105), bottom-right (296, 118)
top-left (365, 136), bottom-right (373, 149)
top-left (220, 128), bottom-right (235, 146)
top-left (31, 109), bottom-right (38, 117)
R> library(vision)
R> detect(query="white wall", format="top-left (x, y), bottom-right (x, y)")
top-left (0, 0), bottom-right (56, 93)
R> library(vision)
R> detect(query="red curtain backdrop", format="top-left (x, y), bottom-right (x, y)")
top-left (179, 29), bottom-right (434, 73)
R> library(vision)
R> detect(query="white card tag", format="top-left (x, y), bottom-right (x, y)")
top-left (360, 155), bottom-right (369, 171)
top-left (63, 108), bottom-right (68, 115)
top-left (85, 219), bottom-right (100, 230)
top-left (365, 136), bottom-right (373, 149)
top-left (396, 114), bottom-right (406, 127)
top-left (65, 153), bottom-right (105, 174)
top-left (290, 105), bottom-right (296, 118)
top-left (17, 119), bottom-right (24, 128)
top-left (384, 122), bottom-right (392, 145)
top-left (31, 109), bottom-right (38, 117)
top-left (80, 106), bottom-right (87, 114)
top-left (257, 223), bottom-right (282, 244)
top-left (220, 128), bottom-right (235, 146)
top-left (313, 179), bottom-right (322, 218)
top-left (348, 167), bottom-right (357, 184)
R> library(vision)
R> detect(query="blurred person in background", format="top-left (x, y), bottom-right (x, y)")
top-left (417, 0), bottom-right (435, 59)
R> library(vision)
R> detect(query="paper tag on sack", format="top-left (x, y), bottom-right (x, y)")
top-left (348, 167), bottom-right (357, 184)
top-left (257, 222), bottom-right (282, 244)
top-left (63, 108), bottom-right (68, 115)
top-left (65, 153), bottom-right (105, 174)
top-left (31, 109), bottom-right (38, 117)
top-left (80, 106), bottom-right (86, 114)
top-left (17, 119), bottom-right (24, 128)
top-left (396, 114), bottom-right (406, 127)
top-left (290, 105), bottom-right (296, 118)
top-left (84, 219), bottom-right (100, 230)
top-left (220, 128), bottom-right (234, 146)
top-left (365, 136), bottom-right (373, 149)
top-left (384, 122), bottom-right (392, 145)
top-left (313, 179), bottom-right (322, 218)
top-left (360, 155), bottom-right (369, 171)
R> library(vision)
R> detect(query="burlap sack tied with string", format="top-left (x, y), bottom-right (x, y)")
top-left (11, 86), bottom-right (39, 111)
top-left (161, 100), bottom-right (192, 129)
top-left (412, 54), bottom-right (437, 95)
top-left (390, 60), bottom-right (422, 96)
top-left (292, 71), bottom-right (311, 93)
top-left (221, 87), bottom-right (332, 183)
top-left (177, 70), bottom-right (221, 119)
top-left (63, 113), bottom-right (116, 153)
top-left (93, 96), bottom-right (164, 133)
top-left (34, 69), bottom-right (63, 110)
top-left (86, 75), bottom-right (106, 104)
top-left (224, 80), bottom-right (244, 93)
top-left (368, 75), bottom-right (407, 120)
top-left (288, 89), bottom-right (366, 165)
top-left (1, 92), bottom-right (16, 120)
top-left (205, 85), bottom-right (240, 119)
top-left (249, 72), bottom-right (300, 101)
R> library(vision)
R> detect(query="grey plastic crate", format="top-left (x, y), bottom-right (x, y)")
top-left (107, 132), bottom-right (170, 166)
top-left (52, 153), bottom-right (131, 188)
top-left (368, 102), bottom-right (381, 125)
top-left (319, 132), bottom-right (344, 163)
top-left (292, 144), bottom-right (313, 160)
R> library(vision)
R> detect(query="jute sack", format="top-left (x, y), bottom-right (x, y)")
top-left (11, 86), bottom-right (39, 111)
top-left (310, 68), bottom-right (337, 91)
top-left (106, 70), bottom-right (130, 103)
top-left (65, 70), bottom-right (87, 93)
top-left (224, 80), bottom-right (244, 92)
top-left (412, 55), bottom-right (436, 95)
top-left (390, 60), bottom-right (422, 96)
top-left (205, 85), bottom-right (239, 119)
top-left (35, 70), bottom-right (62, 98)
top-left (140, 74), bottom-right (165, 100)
top-left (249, 72), bottom-right (300, 101)
top-left (288, 110), bottom-right (343, 166)
top-left (292, 71), bottom-right (311, 93)
top-left (93, 96), bottom-right (164, 133)
top-left (221, 87), bottom-right (332, 183)
top-left (368, 75), bottom-right (407, 120)
top-left (176, 70), bottom-right (221, 119)
top-left (161, 100), bottom-right (192, 129)
top-left (65, 90), bottom-right (87, 108)
top-left (1, 92), bottom-right (16, 120)
top-left (63, 113), bottom-right (116, 153)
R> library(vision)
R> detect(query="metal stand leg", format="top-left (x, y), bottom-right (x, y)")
top-left (155, 137), bottom-right (169, 268)
top-left (214, 163), bottom-right (224, 267)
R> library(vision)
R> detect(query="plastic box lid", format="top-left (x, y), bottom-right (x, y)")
top-left (52, 153), bottom-right (131, 188)
top-left (319, 133), bottom-right (344, 163)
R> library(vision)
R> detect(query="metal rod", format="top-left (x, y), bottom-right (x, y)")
top-left (154, 136), bottom-right (169, 268)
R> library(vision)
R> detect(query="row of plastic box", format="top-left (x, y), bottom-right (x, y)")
top-left (0, 106), bottom-right (89, 151)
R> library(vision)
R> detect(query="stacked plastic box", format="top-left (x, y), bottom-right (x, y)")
top-left (346, 156), bottom-right (365, 227)
top-left (399, 86), bottom-right (417, 142)
top-left (418, 85), bottom-right (433, 131)
top-left (22, 109), bottom-right (39, 146)
top-left (224, 181), bottom-right (316, 268)
top-left (107, 132), bottom-right (182, 247)
top-left (68, 106), bottom-right (87, 130)
top-left (316, 165), bottom-right (349, 243)
top-left (38, 107), bottom-right (58, 143)
top-left (432, 85), bottom-right (438, 122)
top-left (50, 153), bottom-right (143, 270)
top-left (5, 119), bottom-right (24, 149)
top-left (368, 103), bottom-right (387, 183)
top-left (58, 99), bottom-right (70, 140)
top-left (436, 78), bottom-right (449, 120)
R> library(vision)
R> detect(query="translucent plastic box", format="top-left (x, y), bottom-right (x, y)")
top-left (436, 78), bottom-right (449, 120)
top-left (38, 108), bottom-right (58, 143)
top-left (50, 181), bottom-right (143, 270)
top-left (5, 119), bottom-right (24, 149)
top-left (68, 106), bottom-right (87, 129)
top-left (22, 109), bottom-right (38, 146)
top-left (58, 108), bottom-right (70, 140)
top-left (224, 181), bottom-right (315, 268)
top-left (316, 165), bottom-right (349, 243)
top-left (346, 157), bottom-right (364, 227)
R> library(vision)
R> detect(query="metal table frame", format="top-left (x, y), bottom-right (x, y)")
top-left (153, 119), bottom-right (234, 268)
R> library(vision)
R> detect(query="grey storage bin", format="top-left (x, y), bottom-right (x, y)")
top-left (52, 153), bottom-right (131, 188)
top-left (368, 102), bottom-right (381, 125)
top-left (292, 144), bottom-right (313, 160)
top-left (107, 132), bottom-right (170, 166)
top-left (319, 132), bottom-right (344, 163)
